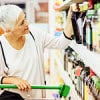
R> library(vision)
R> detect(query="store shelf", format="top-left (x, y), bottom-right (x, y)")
top-left (69, 40), bottom-right (100, 77)
top-left (59, 71), bottom-right (82, 100)
top-left (58, 0), bottom-right (87, 11)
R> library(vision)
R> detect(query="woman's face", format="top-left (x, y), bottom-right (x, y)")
top-left (13, 12), bottom-right (29, 36)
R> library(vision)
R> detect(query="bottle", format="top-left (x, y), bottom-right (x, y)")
top-left (74, 60), bottom-right (85, 98)
top-left (91, 75), bottom-right (100, 99)
top-left (82, 67), bottom-right (96, 100)
top-left (95, 80), bottom-right (100, 99)
top-left (88, 0), bottom-right (94, 9)
top-left (83, 2), bottom-right (89, 11)
top-left (79, 2), bottom-right (89, 45)
top-left (71, 3), bottom-right (82, 44)
top-left (66, 47), bottom-right (75, 77)
top-left (86, 10), bottom-right (95, 51)
top-left (86, 19), bottom-right (93, 51)
top-left (83, 20), bottom-right (87, 45)
top-left (96, 0), bottom-right (100, 9)
top-left (97, 34), bottom-right (100, 53)
top-left (96, 8), bottom-right (100, 53)
top-left (92, 15), bottom-right (98, 52)
top-left (81, 67), bottom-right (90, 100)
top-left (64, 48), bottom-right (72, 71)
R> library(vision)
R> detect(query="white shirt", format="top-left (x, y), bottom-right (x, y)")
top-left (0, 24), bottom-right (71, 99)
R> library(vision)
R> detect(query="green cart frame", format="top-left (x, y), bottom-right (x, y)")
top-left (0, 84), bottom-right (70, 100)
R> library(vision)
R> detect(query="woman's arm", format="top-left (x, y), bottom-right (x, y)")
top-left (2, 76), bottom-right (31, 91)
top-left (43, 6), bottom-right (73, 49)
top-left (29, 6), bottom-right (73, 49)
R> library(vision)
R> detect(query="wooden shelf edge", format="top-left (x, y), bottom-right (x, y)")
top-left (58, 0), bottom-right (72, 11)
top-left (58, 0), bottom-right (87, 11)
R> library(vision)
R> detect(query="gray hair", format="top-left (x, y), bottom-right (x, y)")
top-left (0, 4), bottom-right (23, 31)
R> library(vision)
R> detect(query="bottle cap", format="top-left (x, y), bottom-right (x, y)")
top-left (71, 3), bottom-right (77, 11)
top-left (83, 1), bottom-right (89, 11)
top-left (71, 3), bottom-right (79, 12)
top-left (79, 4), bottom-right (84, 12)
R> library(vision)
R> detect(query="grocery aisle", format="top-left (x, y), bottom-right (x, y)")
top-left (0, 0), bottom-right (100, 100)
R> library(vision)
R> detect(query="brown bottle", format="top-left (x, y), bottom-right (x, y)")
top-left (71, 11), bottom-right (82, 44)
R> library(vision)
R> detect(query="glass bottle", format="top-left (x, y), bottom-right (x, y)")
top-left (91, 75), bottom-right (100, 99)
top-left (96, 8), bottom-right (100, 53)
top-left (86, 10), bottom-right (95, 51)
top-left (71, 3), bottom-right (82, 44)
top-left (92, 15), bottom-right (98, 52)
top-left (88, 0), bottom-right (94, 9)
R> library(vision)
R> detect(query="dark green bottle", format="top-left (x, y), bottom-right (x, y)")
top-left (86, 10), bottom-right (95, 51)
top-left (91, 75), bottom-right (100, 99)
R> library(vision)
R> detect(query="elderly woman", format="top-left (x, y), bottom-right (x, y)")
top-left (0, 5), bottom-right (73, 99)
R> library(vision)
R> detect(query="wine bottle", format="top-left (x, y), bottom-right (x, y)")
top-left (71, 4), bottom-right (82, 44)
top-left (86, 10), bottom-right (95, 51)
top-left (91, 75), bottom-right (100, 99)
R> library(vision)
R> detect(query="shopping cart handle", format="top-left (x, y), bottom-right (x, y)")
top-left (0, 84), bottom-right (70, 98)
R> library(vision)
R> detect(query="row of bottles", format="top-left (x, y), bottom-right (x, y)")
top-left (70, 1), bottom-right (100, 53)
top-left (64, 46), bottom-right (100, 100)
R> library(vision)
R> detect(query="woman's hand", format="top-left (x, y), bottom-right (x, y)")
top-left (2, 76), bottom-right (31, 91)
top-left (64, 6), bottom-right (73, 39)
top-left (67, 5), bottom-right (73, 19)
top-left (11, 77), bottom-right (31, 91)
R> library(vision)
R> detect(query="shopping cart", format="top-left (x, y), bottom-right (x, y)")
top-left (0, 84), bottom-right (70, 100)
